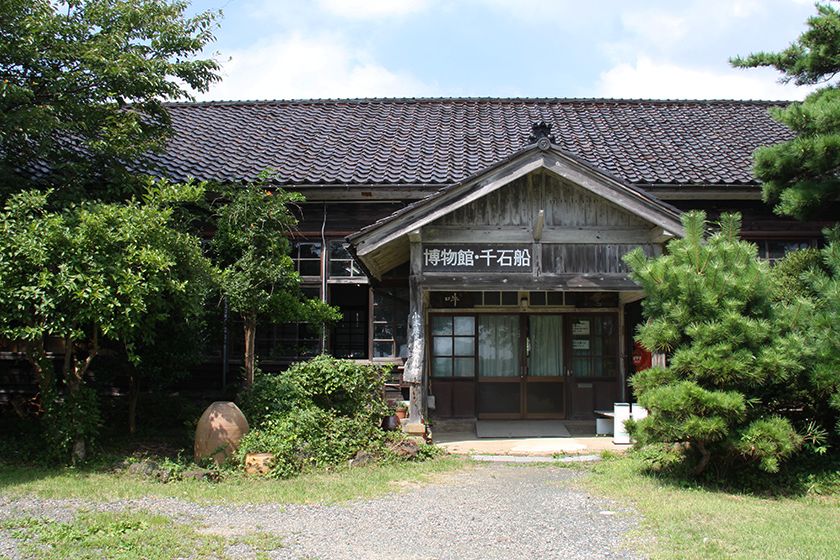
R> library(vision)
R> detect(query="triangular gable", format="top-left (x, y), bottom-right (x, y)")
top-left (348, 143), bottom-right (684, 278)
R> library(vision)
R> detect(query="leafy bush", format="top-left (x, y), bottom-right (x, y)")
top-left (239, 355), bottom-right (390, 426)
top-left (236, 355), bottom-right (400, 478)
top-left (237, 406), bottom-right (384, 478)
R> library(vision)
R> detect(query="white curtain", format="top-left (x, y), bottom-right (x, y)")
top-left (478, 315), bottom-right (520, 377)
top-left (529, 315), bottom-right (563, 376)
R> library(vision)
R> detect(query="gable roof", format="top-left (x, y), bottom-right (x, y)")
top-left (149, 97), bottom-right (792, 187)
top-left (348, 142), bottom-right (686, 279)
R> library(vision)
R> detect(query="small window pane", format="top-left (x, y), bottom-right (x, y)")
top-left (530, 291), bottom-right (546, 306)
top-left (298, 242), bottom-right (321, 259)
top-left (501, 291), bottom-right (518, 306)
top-left (454, 316), bottom-right (475, 335)
top-left (454, 357), bottom-right (475, 377)
top-left (547, 292), bottom-right (564, 305)
top-left (454, 336), bottom-right (475, 356)
top-left (373, 341), bottom-right (394, 358)
top-left (373, 323), bottom-right (392, 339)
top-left (483, 291), bottom-right (500, 305)
top-left (329, 240), bottom-right (350, 258)
top-left (432, 357), bottom-right (452, 377)
top-left (433, 337), bottom-right (453, 356)
top-left (298, 260), bottom-right (320, 276)
top-left (431, 316), bottom-right (452, 335)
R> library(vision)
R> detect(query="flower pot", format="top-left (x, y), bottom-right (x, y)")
top-left (381, 415), bottom-right (401, 431)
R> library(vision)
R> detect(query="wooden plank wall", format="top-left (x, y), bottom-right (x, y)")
top-left (435, 171), bottom-right (651, 229)
top-left (541, 244), bottom-right (661, 274)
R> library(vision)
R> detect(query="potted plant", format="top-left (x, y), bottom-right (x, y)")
top-left (394, 401), bottom-right (409, 421)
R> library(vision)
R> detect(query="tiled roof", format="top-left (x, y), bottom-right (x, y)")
top-left (149, 97), bottom-right (793, 187)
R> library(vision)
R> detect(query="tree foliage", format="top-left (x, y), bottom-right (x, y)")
top-left (731, 1), bottom-right (840, 219)
top-left (624, 211), bottom-right (806, 475)
top-left (0, 182), bottom-right (214, 461)
top-left (210, 174), bottom-right (340, 386)
top-left (0, 0), bottom-right (220, 203)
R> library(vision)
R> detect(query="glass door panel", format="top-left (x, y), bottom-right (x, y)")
top-left (477, 315), bottom-right (521, 417)
top-left (526, 315), bottom-right (565, 417)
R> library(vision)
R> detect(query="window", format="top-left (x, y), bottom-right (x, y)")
top-left (229, 286), bottom-right (324, 360)
top-left (330, 284), bottom-right (368, 358)
top-left (753, 239), bottom-right (817, 265)
top-left (569, 315), bottom-right (618, 378)
top-left (372, 288), bottom-right (409, 359)
top-left (528, 291), bottom-right (565, 306)
top-left (431, 315), bottom-right (476, 377)
top-left (291, 241), bottom-right (321, 277)
top-left (328, 240), bottom-right (364, 278)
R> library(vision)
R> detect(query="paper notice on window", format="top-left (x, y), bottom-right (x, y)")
top-left (572, 321), bottom-right (590, 335)
top-left (573, 339), bottom-right (590, 350)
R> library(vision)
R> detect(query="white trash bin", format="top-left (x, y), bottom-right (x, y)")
top-left (613, 403), bottom-right (631, 445)
top-left (631, 403), bottom-right (648, 421)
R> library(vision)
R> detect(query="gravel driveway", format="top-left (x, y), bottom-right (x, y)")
top-left (0, 463), bottom-right (642, 560)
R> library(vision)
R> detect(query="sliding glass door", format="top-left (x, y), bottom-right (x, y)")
top-left (526, 315), bottom-right (566, 418)
top-left (477, 315), bottom-right (521, 417)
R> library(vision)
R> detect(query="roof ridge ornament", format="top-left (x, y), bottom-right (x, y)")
top-left (527, 120), bottom-right (556, 150)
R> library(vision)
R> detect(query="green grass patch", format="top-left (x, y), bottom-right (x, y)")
top-left (0, 455), bottom-right (466, 505)
top-left (582, 455), bottom-right (840, 560)
top-left (2, 511), bottom-right (282, 560)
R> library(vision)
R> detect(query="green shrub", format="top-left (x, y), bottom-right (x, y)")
top-left (236, 407), bottom-right (384, 478)
top-left (236, 356), bottom-right (399, 478)
top-left (624, 212), bottom-right (807, 476)
top-left (239, 355), bottom-right (390, 427)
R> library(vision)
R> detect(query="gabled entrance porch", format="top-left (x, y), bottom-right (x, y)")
top-left (347, 125), bottom-right (684, 429)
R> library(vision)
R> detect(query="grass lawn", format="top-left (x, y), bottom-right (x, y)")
top-left (0, 455), bottom-right (466, 560)
top-left (1, 511), bottom-right (284, 560)
top-left (0, 455), bottom-right (466, 505)
top-left (582, 454), bottom-right (840, 560)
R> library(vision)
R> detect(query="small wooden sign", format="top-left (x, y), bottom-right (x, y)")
top-left (422, 244), bottom-right (532, 272)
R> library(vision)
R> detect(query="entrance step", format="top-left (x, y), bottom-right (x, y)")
top-left (476, 420), bottom-right (571, 438)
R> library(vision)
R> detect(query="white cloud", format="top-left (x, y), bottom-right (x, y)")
top-left (620, 11), bottom-right (688, 50)
top-left (596, 56), bottom-right (814, 100)
top-left (198, 32), bottom-right (438, 101)
top-left (316, 0), bottom-right (431, 19)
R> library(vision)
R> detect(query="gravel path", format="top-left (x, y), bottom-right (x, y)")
top-left (0, 463), bottom-right (642, 560)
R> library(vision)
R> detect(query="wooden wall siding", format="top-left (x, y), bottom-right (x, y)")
top-left (434, 171), bottom-right (651, 229)
top-left (541, 244), bottom-right (662, 274)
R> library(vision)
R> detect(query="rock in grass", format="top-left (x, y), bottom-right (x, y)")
top-left (349, 450), bottom-right (375, 467)
top-left (387, 439), bottom-right (420, 460)
top-left (194, 401), bottom-right (249, 465)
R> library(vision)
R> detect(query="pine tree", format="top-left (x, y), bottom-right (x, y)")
top-left (731, 1), bottom-right (840, 219)
top-left (625, 212), bottom-right (804, 475)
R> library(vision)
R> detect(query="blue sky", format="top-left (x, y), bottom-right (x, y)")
top-left (188, 0), bottom-right (820, 102)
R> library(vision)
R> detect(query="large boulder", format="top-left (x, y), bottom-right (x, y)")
top-left (194, 401), bottom-right (249, 465)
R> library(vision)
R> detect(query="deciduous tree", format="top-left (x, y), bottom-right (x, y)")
top-left (211, 175), bottom-right (340, 387)
top-left (0, 182), bottom-right (214, 462)
top-left (0, 0), bottom-right (220, 203)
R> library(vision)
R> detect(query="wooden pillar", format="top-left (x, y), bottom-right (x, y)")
top-left (404, 230), bottom-right (426, 430)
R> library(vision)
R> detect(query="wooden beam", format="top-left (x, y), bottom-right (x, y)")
top-left (404, 233), bottom-right (425, 424)
top-left (421, 226), bottom-right (659, 244)
top-left (419, 273), bottom-right (641, 291)
top-left (533, 209), bottom-right (545, 241)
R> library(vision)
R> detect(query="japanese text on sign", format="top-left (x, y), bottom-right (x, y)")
top-left (421, 244), bottom-right (532, 272)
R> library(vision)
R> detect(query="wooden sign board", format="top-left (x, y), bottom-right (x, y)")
top-left (422, 244), bottom-right (532, 273)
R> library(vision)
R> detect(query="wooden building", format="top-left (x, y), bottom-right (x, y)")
top-left (145, 98), bottom-right (834, 424)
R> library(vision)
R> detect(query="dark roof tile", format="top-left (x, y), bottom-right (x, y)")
top-left (147, 97), bottom-right (793, 186)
